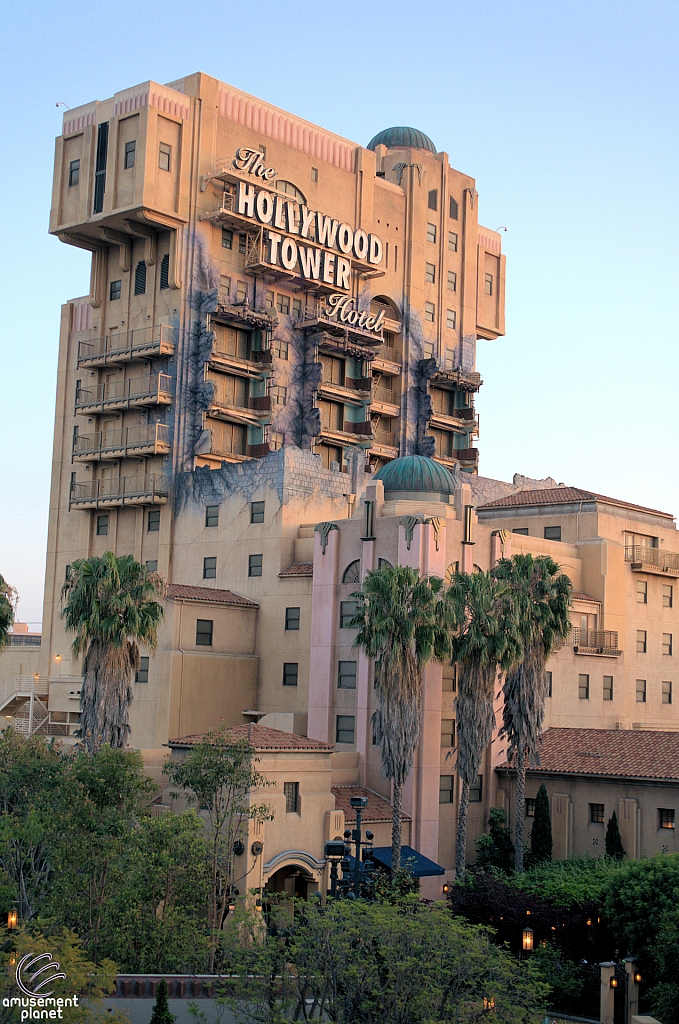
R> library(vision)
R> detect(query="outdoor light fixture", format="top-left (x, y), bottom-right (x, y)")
top-left (522, 927), bottom-right (534, 951)
top-left (610, 977), bottom-right (618, 989)
top-left (483, 997), bottom-right (495, 1012)
top-left (7, 910), bottom-right (18, 931)
top-left (442, 882), bottom-right (450, 894)
top-left (586, 918), bottom-right (592, 926)
top-left (634, 972), bottom-right (642, 984)
top-left (255, 898), bottom-right (262, 912)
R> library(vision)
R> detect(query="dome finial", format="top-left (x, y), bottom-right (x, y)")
top-left (367, 127), bottom-right (437, 154)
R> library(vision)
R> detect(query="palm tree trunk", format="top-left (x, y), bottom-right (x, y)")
top-left (515, 748), bottom-right (526, 873)
top-left (391, 779), bottom-right (403, 872)
top-left (455, 778), bottom-right (470, 879)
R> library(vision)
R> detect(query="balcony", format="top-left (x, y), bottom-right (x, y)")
top-left (625, 545), bottom-right (679, 577)
top-left (457, 448), bottom-right (479, 466)
top-left (569, 628), bottom-right (622, 657)
top-left (75, 374), bottom-right (173, 414)
top-left (319, 420), bottom-right (374, 448)
top-left (300, 299), bottom-right (386, 352)
top-left (70, 474), bottom-right (169, 509)
top-left (211, 302), bottom-right (278, 333)
top-left (77, 324), bottom-right (175, 368)
top-left (431, 367), bottom-right (483, 393)
top-left (73, 423), bottom-right (171, 463)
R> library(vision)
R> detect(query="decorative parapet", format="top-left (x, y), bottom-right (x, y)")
top-left (314, 522), bottom-right (339, 554)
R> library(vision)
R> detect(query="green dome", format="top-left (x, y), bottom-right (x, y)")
top-left (374, 455), bottom-right (456, 498)
top-left (367, 127), bottom-right (437, 154)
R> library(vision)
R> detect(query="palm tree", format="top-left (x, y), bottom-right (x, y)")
top-left (61, 552), bottom-right (164, 753)
top-left (0, 573), bottom-right (15, 648)
top-left (351, 565), bottom-right (451, 872)
top-left (445, 570), bottom-right (519, 879)
top-left (491, 554), bottom-right (572, 873)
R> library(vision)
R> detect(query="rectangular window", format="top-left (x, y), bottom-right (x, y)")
top-left (124, 140), bottom-right (136, 169)
top-left (590, 803), bottom-right (605, 824)
top-left (424, 301), bottom-right (435, 322)
top-left (196, 619), bottom-right (213, 646)
top-left (158, 142), bottom-right (171, 172)
top-left (238, 234), bottom-right (247, 255)
top-left (663, 633), bottom-right (673, 656)
top-left (446, 309), bottom-right (457, 330)
top-left (426, 223), bottom-right (437, 243)
top-left (449, 196), bottom-right (459, 220)
top-left (636, 678), bottom-right (647, 702)
top-left (270, 431), bottom-right (284, 451)
top-left (274, 338), bottom-right (289, 360)
top-left (447, 270), bottom-right (457, 292)
top-left (109, 279), bottom-right (121, 301)
top-left (285, 607), bottom-right (300, 631)
top-left (637, 630), bottom-right (647, 653)
top-left (248, 554), bottom-right (263, 577)
top-left (311, 167), bottom-right (318, 182)
top-left (637, 580), bottom-right (648, 603)
top-left (264, 289), bottom-right (274, 309)
top-left (546, 670), bottom-right (553, 698)
top-left (205, 505), bottom-right (219, 527)
top-left (69, 159), bottom-right (80, 186)
top-left (134, 261), bottom-right (146, 295)
top-left (662, 680), bottom-right (672, 704)
top-left (525, 799), bottom-right (536, 817)
top-left (292, 298), bottom-right (302, 318)
top-left (513, 527), bottom-right (529, 535)
top-left (283, 662), bottom-right (298, 686)
top-left (145, 560), bottom-right (158, 572)
top-left (336, 715), bottom-right (355, 744)
top-left (659, 808), bottom-right (675, 829)
top-left (338, 661), bottom-right (357, 689)
top-left (603, 675), bottom-right (614, 701)
top-left (448, 231), bottom-right (458, 252)
top-left (663, 584), bottom-right (673, 608)
top-left (469, 775), bottom-right (483, 802)
top-left (340, 601), bottom-right (357, 628)
top-left (276, 294), bottom-right (290, 314)
top-left (220, 274), bottom-right (231, 296)
top-left (203, 557), bottom-right (216, 579)
top-left (147, 509), bottom-right (160, 532)
top-left (579, 674), bottom-right (590, 700)
top-left (425, 262), bottom-right (436, 284)
top-left (284, 782), bottom-right (299, 813)
top-left (270, 385), bottom-right (287, 406)
top-left (484, 273), bottom-right (493, 295)
top-left (222, 228), bottom-right (233, 250)
top-left (236, 281), bottom-right (248, 304)
top-left (96, 514), bottom-right (109, 536)
top-left (159, 253), bottom-right (170, 290)
top-left (439, 775), bottom-right (454, 804)
top-left (442, 669), bottom-right (456, 692)
top-left (428, 189), bottom-right (438, 211)
top-left (93, 121), bottom-right (108, 214)
top-left (250, 501), bottom-right (265, 524)
top-left (544, 526), bottom-right (561, 541)
top-left (136, 656), bottom-right (149, 683)
top-left (441, 719), bottom-right (455, 748)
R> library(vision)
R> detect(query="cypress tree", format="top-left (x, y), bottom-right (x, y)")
top-left (605, 810), bottom-right (626, 859)
top-left (530, 782), bottom-right (553, 863)
top-left (150, 980), bottom-right (176, 1024)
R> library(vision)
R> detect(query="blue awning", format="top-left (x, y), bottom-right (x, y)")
top-left (370, 845), bottom-right (445, 877)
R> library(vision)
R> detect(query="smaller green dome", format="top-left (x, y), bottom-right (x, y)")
top-left (367, 127), bottom-right (437, 154)
top-left (374, 455), bottom-right (456, 498)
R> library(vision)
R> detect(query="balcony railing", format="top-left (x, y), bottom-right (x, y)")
top-left (568, 628), bottom-right (621, 654)
top-left (373, 431), bottom-right (397, 448)
top-left (625, 545), bottom-right (679, 574)
top-left (77, 324), bottom-right (175, 367)
top-left (456, 448), bottom-right (479, 463)
top-left (70, 474), bottom-right (169, 508)
top-left (73, 423), bottom-right (171, 461)
top-left (8, 635), bottom-right (41, 648)
top-left (373, 384), bottom-right (400, 404)
top-left (75, 374), bottom-right (173, 413)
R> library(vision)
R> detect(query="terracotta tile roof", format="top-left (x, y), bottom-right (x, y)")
top-left (332, 785), bottom-right (411, 823)
top-left (278, 562), bottom-right (314, 577)
top-left (168, 724), bottom-right (333, 752)
top-left (165, 584), bottom-right (258, 607)
top-left (477, 486), bottom-right (672, 519)
top-left (497, 727), bottom-right (679, 782)
top-left (571, 591), bottom-right (600, 604)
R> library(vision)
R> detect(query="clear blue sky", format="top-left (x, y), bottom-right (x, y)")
top-left (1, 0), bottom-right (677, 626)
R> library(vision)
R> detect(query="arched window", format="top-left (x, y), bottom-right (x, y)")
top-left (342, 560), bottom-right (361, 585)
top-left (378, 558), bottom-right (392, 569)
top-left (445, 562), bottom-right (459, 583)
top-left (275, 180), bottom-right (306, 204)
top-left (370, 295), bottom-right (400, 322)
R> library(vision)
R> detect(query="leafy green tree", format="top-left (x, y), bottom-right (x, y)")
top-left (150, 979), bottom-right (176, 1024)
top-left (475, 807), bottom-right (514, 874)
top-left (164, 729), bottom-right (272, 970)
top-left (511, 855), bottom-right (620, 909)
top-left (602, 853), bottom-right (679, 960)
top-left (647, 909), bottom-right (679, 1024)
top-left (0, 573), bottom-right (15, 648)
top-left (530, 783), bottom-right (553, 864)
top-left (351, 565), bottom-right (451, 872)
top-left (445, 570), bottom-right (519, 878)
top-left (491, 554), bottom-right (572, 873)
top-left (61, 552), bottom-right (164, 752)
top-left (605, 810), bottom-right (625, 859)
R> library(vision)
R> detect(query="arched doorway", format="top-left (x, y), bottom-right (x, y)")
top-left (265, 864), bottom-right (317, 899)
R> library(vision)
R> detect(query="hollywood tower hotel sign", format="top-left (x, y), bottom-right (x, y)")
top-left (228, 147), bottom-right (386, 333)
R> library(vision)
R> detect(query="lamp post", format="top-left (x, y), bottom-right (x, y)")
top-left (347, 795), bottom-right (375, 898)
top-left (522, 927), bottom-right (534, 952)
top-left (324, 840), bottom-right (346, 898)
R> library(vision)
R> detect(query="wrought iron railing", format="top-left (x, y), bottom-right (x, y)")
top-left (73, 423), bottom-right (170, 458)
top-left (625, 545), bottom-right (679, 572)
top-left (70, 474), bottom-right (169, 504)
top-left (75, 374), bottom-right (173, 411)
top-left (568, 628), bottom-right (620, 652)
top-left (77, 324), bottom-right (174, 365)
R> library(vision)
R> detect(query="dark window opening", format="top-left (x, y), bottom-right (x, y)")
top-left (285, 607), bottom-right (300, 630)
top-left (590, 803), bottom-right (605, 824)
top-left (93, 122), bottom-right (109, 214)
top-left (159, 253), bottom-right (170, 290)
top-left (134, 261), bottom-right (147, 295)
top-left (124, 141), bottom-right (136, 169)
top-left (147, 509), bottom-right (160, 532)
top-left (469, 775), bottom-right (483, 802)
top-left (449, 196), bottom-right (459, 220)
top-left (336, 715), bottom-right (355, 744)
top-left (203, 557), bottom-right (216, 579)
top-left (205, 505), bottom-right (219, 528)
top-left (248, 554), bottom-right (263, 577)
top-left (283, 662), bottom-right (298, 686)
top-left (110, 280), bottom-right (121, 301)
top-left (69, 159), bottom-right (80, 187)
top-left (250, 501), bottom-right (265, 524)
top-left (428, 189), bottom-right (438, 211)
top-left (96, 514), bottom-right (108, 536)
top-left (338, 661), bottom-right (357, 689)
top-left (284, 782), bottom-right (299, 812)
top-left (544, 526), bottom-right (561, 541)
top-left (136, 656), bottom-right (149, 683)
top-left (340, 601), bottom-right (357, 628)
top-left (439, 776), bottom-right (454, 804)
top-left (196, 619), bottom-right (213, 646)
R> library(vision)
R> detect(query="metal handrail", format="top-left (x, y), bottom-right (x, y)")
top-left (625, 545), bottom-right (679, 572)
top-left (73, 423), bottom-right (170, 456)
top-left (570, 627), bottom-right (620, 650)
top-left (75, 374), bottom-right (173, 409)
top-left (77, 323), bottom-right (174, 364)
top-left (70, 474), bottom-right (169, 503)
top-left (0, 676), bottom-right (48, 712)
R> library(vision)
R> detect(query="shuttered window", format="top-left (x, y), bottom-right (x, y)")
top-left (159, 253), bottom-right (169, 290)
top-left (134, 261), bottom-right (146, 295)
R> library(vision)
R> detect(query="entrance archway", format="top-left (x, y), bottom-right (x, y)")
top-left (265, 864), bottom-right (316, 899)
